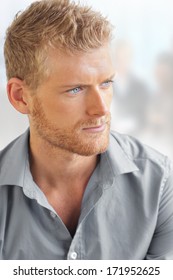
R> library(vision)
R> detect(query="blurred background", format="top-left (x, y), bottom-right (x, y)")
top-left (1, 0), bottom-right (173, 159)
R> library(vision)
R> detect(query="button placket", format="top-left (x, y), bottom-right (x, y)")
top-left (67, 223), bottom-right (83, 260)
top-left (70, 251), bottom-right (77, 260)
top-left (50, 211), bottom-right (56, 218)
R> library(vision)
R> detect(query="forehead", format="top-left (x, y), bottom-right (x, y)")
top-left (46, 46), bottom-right (114, 84)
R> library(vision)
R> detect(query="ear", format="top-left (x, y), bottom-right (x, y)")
top-left (7, 78), bottom-right (30, 114)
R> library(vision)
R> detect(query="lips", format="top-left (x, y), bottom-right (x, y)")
top-left (82, 123), bottom-right (107, 133)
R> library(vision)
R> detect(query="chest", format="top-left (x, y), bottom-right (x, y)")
top-left (47, 190), bottom-right (84, 237)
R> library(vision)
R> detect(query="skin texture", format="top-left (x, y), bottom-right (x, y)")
top-left (7, 45), bottom-right (115, 234)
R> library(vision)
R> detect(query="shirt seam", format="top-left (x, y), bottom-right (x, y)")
top-left (159, 156), bottom-right (172, 201)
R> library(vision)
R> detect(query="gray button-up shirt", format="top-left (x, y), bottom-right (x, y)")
top-left (0, 129), bottom-right (173, 260)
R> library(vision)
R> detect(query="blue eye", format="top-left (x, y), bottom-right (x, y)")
top-left (68, 87), bottom-right (82, 95)
top-left (101, 80), bottom-right (114, 88)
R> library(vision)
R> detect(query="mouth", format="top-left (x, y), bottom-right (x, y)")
top-left (82, 123), bottom-right (107, 133)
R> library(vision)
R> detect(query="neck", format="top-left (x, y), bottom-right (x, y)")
top-left (29, 131), bottom-right (98, 193)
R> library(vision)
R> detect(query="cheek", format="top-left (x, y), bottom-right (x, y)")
top-left (104, 91), bottom-right (113, 108)
top-left (57, 96), bottom-right (88, 114)
top-left (46, 99), bottom-right (85, 125)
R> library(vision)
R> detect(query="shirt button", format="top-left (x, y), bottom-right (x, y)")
top-left (70, 252), bottom-right (77, 260)
top-left (50, 211), bottom-right (56, 218)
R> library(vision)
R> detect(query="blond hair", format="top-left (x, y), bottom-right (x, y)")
top-left (4, 0), bottom-right (112, 89)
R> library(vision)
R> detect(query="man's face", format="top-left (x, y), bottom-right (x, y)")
top-left (28, 45), bottom-right (115, 156)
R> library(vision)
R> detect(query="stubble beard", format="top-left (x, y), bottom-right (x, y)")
top-left (30, 98), bottom-right (111, 156)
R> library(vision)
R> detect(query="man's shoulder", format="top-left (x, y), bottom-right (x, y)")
top-left (110, 130), bottom-right (172, 173)
top-left (0, 130), bottom-right (29, 187)
top-left (0, 134), bottom-right (23, 160)
top-left (0, 130), bottom-right (29, 173)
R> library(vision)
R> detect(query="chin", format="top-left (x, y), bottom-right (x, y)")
top-left (74, 137), bottom-right (110, 156)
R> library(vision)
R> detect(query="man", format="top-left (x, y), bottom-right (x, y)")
top-left (0, 0), bottom-right (173, 260)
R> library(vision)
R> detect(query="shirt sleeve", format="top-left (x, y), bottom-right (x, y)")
top-left (145, 168), bottom-right (173, 260)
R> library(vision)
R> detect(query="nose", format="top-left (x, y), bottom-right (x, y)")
top-left (86, 88), bottom-right (110, 117)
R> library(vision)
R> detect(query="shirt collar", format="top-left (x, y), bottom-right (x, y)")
top-left (0, 129), bottom-right (139, 188)
top-left (106, 131), bottom-right (139, 176)
top-left (95, 132), bottom-right (139, 190)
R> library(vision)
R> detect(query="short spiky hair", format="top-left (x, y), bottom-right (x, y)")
top-left (4, 0), bottom-right (113, 89)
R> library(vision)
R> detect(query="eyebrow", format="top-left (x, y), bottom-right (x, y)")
top-left (59, 73), bottom-right (116, 88)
